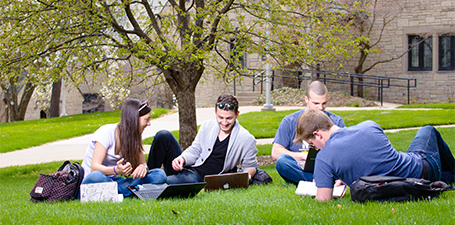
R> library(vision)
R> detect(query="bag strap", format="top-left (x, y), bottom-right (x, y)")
top-left (71, 162), bottom-right (85, 199)
top-left (429, 181), bottom-right (455, 191)
top-left (58, 160), bottom-right (72, 172)
top-left (359, 176), bottom-right (406, 183)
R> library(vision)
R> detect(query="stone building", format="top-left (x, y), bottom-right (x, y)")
top-left (315, 0), bottom-right (455, 103)
top-left (198, 0), bottom-right (455, 105)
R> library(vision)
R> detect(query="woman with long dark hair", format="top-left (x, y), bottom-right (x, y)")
top-left (81, 98), bottom-right (166, 197)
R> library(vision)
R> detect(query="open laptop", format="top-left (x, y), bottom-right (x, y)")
top-left (297, 147), bottom-right (319, 172)
top-left (204, 172), bottom-right (249, 191)
top-left (127, 182), bottom-right (206, 200)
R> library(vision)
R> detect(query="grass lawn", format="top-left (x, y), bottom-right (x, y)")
top-left (397, 103), bottom-right (455, 109)
top-left (2, 128), bottom-right (455, 224)
top-left (239, 109), bottom-right (455, 138)
top-left (1, 108), bottom-right (455, 223)
top-left (2, 164), bottom-right (455, 224)
top-left (0, 108), bottom-right (172, 153)
top-left (2, 108), bottom-right (454, 156)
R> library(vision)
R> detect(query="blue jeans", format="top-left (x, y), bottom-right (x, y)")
top-left (407, 126), bottom-right (455, 184)
top-left (276, 154), bottom-right (313, 185)
top-left (147, 130), bottom-right (205, 184)
top-left (81, 169), bottom-right (167, 197)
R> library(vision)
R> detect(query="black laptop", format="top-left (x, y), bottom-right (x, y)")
top-left (297, 147), bottom-right (319, 172)
top-left (127, 182), bottom-right (206, 200)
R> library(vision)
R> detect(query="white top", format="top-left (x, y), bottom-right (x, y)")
top-left (81, 124), bottom-right (121, 178)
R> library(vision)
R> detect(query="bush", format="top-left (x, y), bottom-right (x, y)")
top-left (252, 87), bottom-right (376, 107)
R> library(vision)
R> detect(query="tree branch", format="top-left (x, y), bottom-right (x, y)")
top-left (123, 1), bottom-right (153, 43)
top-left (140, 0), bottom-right (169, 52)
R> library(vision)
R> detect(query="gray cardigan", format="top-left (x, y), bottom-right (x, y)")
top-left (181, 119), bottom-right (258, 173)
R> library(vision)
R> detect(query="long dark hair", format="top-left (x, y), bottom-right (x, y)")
top-left (116, 98), bottom-right (150, 169)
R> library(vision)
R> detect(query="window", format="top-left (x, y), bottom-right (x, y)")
top-left (82, 93), bottom-right (105, 113)
top-left (229, 38), bottom-right (247, 70)
top-left (408, 35), bottom-right (432, 71)
top-left (439, 35), bottom-right (455, 70)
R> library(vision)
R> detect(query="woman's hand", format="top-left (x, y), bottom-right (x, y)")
top-left (116, 158), bottom-right (133, 176)
top-left (131, 164), bottom-right (148, 179)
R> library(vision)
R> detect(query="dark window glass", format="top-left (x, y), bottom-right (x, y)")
top-left (439, 35), bottom-right (455, 70)
top-left (408, 35), bottom-right (432, 71)
top-left (82, 93), bottom-right (105, 113)
top-left (229, 39), bottom-right (247, 70)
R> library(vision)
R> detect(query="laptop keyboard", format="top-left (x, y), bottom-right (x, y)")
top-left (137, 190), bottom-right (163, 199)
top-left (134, 183), bottom-right (168, 200)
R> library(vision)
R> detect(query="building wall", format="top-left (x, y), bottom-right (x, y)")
top-left (341, 0), bottom-right (455, 103)
top-left (195, 53), bottom-right (264, 107)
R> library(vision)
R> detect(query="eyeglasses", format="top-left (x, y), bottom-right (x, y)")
top-left (138, 101), bottom-right (150, 112)
top-left (216, 102), bottom-right (237, 111)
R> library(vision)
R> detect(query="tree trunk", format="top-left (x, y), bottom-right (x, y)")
top-left (5, 81), bottom-right (36, 121)
top-left (355, 50), bottom-right (366, 98)
top-left (175, 90), bottom-right (197, 149)
top-left (161, 60), bottom-right (204, 149)
top-left (49, 78), bottom-right (62, 117)
top-left (357, 78), bottom-right (364, 98)
top-left (162, 65), bottom-right (204, 149)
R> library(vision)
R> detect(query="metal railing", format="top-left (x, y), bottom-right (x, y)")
top-left (236, 68), bottom-right (417, 106)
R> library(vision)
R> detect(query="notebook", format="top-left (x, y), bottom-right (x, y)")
top-left (204, 172), bottom-right (250, 191)
top-left (127, 182), bottom-right (206, 200)
top-left (295, 181), bottom-right (347, 198)
top-left (80, 182), bottom-right (122, 203)
top-left (297, 147), bottom-right (319, 172)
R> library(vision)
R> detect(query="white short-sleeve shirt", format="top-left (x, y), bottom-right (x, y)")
top-left (81, 124), bottom-right (121, 178)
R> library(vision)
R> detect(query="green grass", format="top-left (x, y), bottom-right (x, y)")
top-left (2, 127), bottom-right (455, 224)
top-left (2, 108), bottom-right (453, 155)
top-left (142, 127), bottom-right (203, 145)
top-left (0, 108), bottom-right (172, 153)
top-left (257, 144), bottom-right (273, 156)
top-left (387, 127), bottom-right (455, 152)
top-left (397, 103), bottom-right (455, 109)
top-left (239, 109), bottom-right (455, 138)
top-left (1, 108), bottom-right (455, 223)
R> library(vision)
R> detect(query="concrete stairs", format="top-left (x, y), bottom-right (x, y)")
top-left (235, 92), bottom-right (261, 106)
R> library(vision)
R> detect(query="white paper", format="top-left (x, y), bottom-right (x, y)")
top-left (295, 181), bottom-right (346, 198)
top-left (80, 182), bottom-right (120, 203)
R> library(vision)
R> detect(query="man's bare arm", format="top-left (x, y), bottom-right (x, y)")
top-left (271, 143), bottom-right (307, 161)
top-left (315, 187), bottom-right (333, 201)
top-left (244, 168), bottom-right (256, 180)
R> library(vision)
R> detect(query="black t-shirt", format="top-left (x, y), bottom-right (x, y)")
top-left (193, 134), bottom-right (230, 177)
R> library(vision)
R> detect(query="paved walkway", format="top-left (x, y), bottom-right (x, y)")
top-left (1, 102), bottom-right (451, 168)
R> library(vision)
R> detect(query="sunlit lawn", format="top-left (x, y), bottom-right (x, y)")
top-left (1, 106), bottom-right (455, 224)
top-left (1, 127), bottom-right (455, 224)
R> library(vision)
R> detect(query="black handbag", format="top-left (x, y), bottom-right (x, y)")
top-left (29, 161), bottom-right (84, 202)
top-left (250, 168), bottom-right (273, 185)
top-left (350, 175), bottom-right (455, 203)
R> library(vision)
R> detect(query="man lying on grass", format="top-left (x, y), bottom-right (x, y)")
top-left (294, 109), bottom-right (455, 201)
